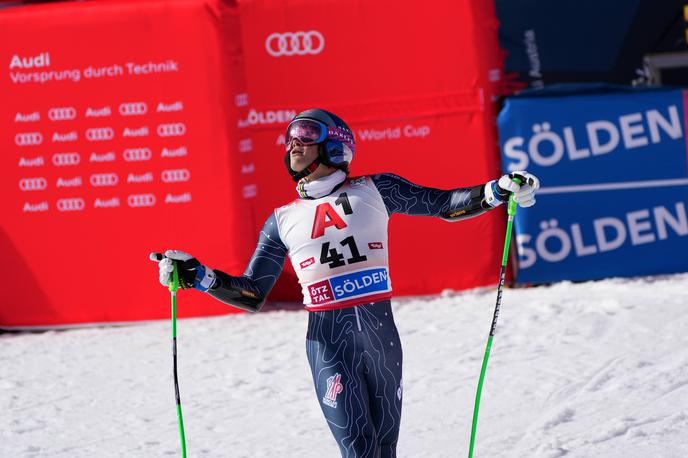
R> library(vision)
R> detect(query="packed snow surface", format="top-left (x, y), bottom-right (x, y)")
top-left (2, 274), bottom-right (688, 457)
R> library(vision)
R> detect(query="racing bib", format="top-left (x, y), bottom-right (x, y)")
top-left (274, 176), bottom-right (391, 311)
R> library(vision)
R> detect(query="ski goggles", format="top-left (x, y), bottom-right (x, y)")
top-left (285, 118), bottom-right (355, 153)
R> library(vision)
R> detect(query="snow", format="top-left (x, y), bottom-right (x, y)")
top-left (2, 274), bottom-right (688, 457)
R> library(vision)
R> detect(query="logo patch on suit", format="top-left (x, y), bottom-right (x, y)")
top-left (323, 373), bottom-right (344, 408)
top-left (349, 177), bottom-right (366, 188)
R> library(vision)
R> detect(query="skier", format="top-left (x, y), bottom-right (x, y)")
top-left (154, 108), bottom-right (539, 458)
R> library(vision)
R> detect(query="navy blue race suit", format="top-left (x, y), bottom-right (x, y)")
top-left (207, 173), bottom-right (495, 457)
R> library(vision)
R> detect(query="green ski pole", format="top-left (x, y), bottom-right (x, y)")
top-left (468, 180), bottom-right (520, 458)
top-left (169, 261), bottom-right (188, 458)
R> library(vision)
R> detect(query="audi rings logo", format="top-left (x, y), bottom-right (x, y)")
top-left (90, 173), bottom-right (119, 187)
top-left (265, 31), bottom-right (325, 57)
top-left (19, 177), bottom-right (47, 191)
top-left (52, 152), bottom-right (81, 166)
top-left (157, 123), bottom-right (186, 137)
top-left (123, 148), bottom-right (152, 162)
top-left (128, 193), bottom-right (156, 208)
top-left (119, 102), bottom-right (148, 116)
top-left (57, 198), bottom-right (85, 212)
top-left (15, 132), bottom-right (43, 146)
top-left (48, 107), bottom-right (77, 121)
top-left (86, 127), bottom-right (114, 142)
top-left (161, 168), bottom-right (190, 183)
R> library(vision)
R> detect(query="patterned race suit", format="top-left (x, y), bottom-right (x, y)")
top-left (206, 173), bottom-right (495, 458)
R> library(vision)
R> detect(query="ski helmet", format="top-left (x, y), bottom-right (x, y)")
top-left (284, 108), bottom-right (355, 182)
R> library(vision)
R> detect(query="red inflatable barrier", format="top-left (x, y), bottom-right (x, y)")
top-left (1, 0), bottom-right (505, 327)
top-left (236, 0), bottom-right (505, 299)
top-left (1, 0), bottom-right (251, 327)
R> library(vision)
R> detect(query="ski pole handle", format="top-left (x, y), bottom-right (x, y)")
top-left (507, 176), bottom-right (522, 217)
top-left (149, 252), bottom-right (180, 293)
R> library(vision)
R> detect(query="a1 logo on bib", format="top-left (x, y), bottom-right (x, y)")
top-left (311, 202), bottom-right (347, 239)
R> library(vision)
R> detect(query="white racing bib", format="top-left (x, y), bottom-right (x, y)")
top-left (274, 176), bottom-right (392, 311)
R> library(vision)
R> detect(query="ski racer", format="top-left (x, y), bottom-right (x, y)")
top-left (154, 108), bottom-right (540, 458)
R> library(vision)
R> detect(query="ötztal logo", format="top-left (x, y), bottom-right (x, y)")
top-left (127, 193), bottom-right (156, 208)
top-left (57, 198), bottom-right (85, 212)
top-left (123, 148), bottom-right (152, 162)
top-left (85, 127), bottom-right (114, 142)
top-left (119, 102), bottom-right (148, 116)
top-left (265, 31), bottom-right (325, 57)
top-left (157, 123), bottom-right (186, 137)
top-left (19, 177), bottom-right (47, 191)
top-left (15, 132), bottom-right (43, 146)
top-left (161, 168), bottom-right (190, 183)
top-left (48, 107), bottom-right (77, 121)
top-left (90, 173), bottom-right (119, 187)
top-left (52, 152), bottom-right (81, 166)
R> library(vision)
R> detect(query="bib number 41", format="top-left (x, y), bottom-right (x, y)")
top-left (320, 236), bottom-right (368, 269)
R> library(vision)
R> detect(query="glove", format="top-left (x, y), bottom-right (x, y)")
top-left (150, 250), bottom-right (217, 292)
top-left (484, 171), bottom-right (540, 208)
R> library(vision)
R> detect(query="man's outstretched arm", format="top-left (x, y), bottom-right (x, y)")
top-left (156, 213), bottom-right (287, 313)
top-left (370, 172), bottom-right (538, 221)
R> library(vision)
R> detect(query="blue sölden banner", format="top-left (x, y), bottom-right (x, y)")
top-left (498, 84), bottom-right (688, 283)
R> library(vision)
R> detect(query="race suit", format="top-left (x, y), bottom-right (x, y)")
top-left (207, 173), bottom-right (495, 458)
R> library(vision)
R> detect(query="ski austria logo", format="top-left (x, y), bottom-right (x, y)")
top-left (52, 152), bottom-right (80, 166)
top-left (15, 132), bottom-right (43, 146)
top-left (119, 102), bottom-right (147, 116)
top-left (300, 257), bottom-right (315, 269)
top-left (322, 373), bottom-right (343, 409)
top-left (502, 106), bottom-right (682, 171)
top-left (265, 31), bottom-right (325, 57)
top-left (48, 107), bottom-right (76, 121)
top-left (308, 267), bottom-right (390, 305)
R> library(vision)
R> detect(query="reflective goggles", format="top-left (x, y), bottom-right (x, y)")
top-left (285, 119), bottom-right (328, 150)
top-left (285, 118), bottom-right (355, 152)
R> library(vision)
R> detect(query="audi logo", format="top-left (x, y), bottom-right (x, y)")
top-left (157, 123), bottom-right (186, 137)
top-left (239, 138), bottom-right (253, 153)
top-left (52, 152), bottom-right (81, 166)
top-left (86, 127), bottom-right (114, 141)
top-left (119, 102), bottom-right (148, 116)
top-left (48, 107), bottom-right (77, 121)
top-left (123, 148), bottom-right (152, 162)
top-left (242, 184), bottom-right (257, 198)
top-left (128, 193), bottom-right (156, 208)
top-left (161, 168), bottom-right (191, 183)
top-left (19, 177), bottom-right (47, 191)
top-left (90, 173), bottom-right (119, 187)
top-left (235, 93), bottom-right (248, 107)
top-left (15, 132), bottom-right (43, 146)
top-left (57, 198), bottom-right (85, 212)
top-left (265, 31), bottom-right (325, 57)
